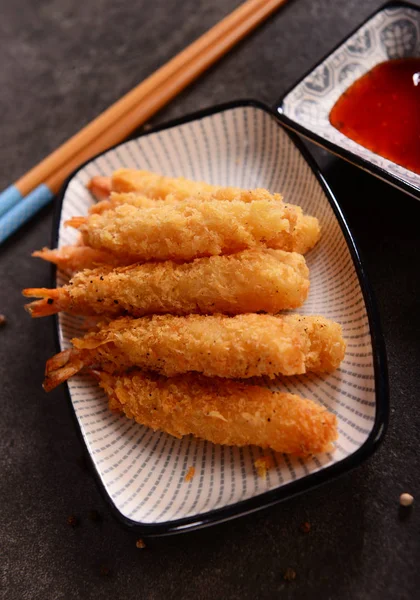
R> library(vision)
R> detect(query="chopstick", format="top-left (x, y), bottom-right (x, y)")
top-left (0, 0), bottom-right (289, 244)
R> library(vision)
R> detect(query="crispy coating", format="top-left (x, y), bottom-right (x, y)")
top-left (43, 314), bottom-right (346, 390)
top-left (66, 200), bottom-right (318, 262)
top-left (87, 172), bottom-right (284, 205)
top-left (89, 193), bottom-right (320, 255)
top-left (90, 185), bottom-right (285, 214)
top-left (32, 246), bottom-right (130, 275)
top-left (111, 169), bottom-right (285, 203)
top-left (86, 171), bottom-right (320, 254)
top-left (23, 249), bottom-right (310, 318)
top-left (290, 212), bottom-right (320, 255)
top-left (96, 370), bottom-right (338, 455)
top-left (89, 193), bottom-right (158, 214)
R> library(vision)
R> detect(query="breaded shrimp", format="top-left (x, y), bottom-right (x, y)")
top-left (66, 200), bottom-right (317, 262)
top-left (111, 169), bottom-right (286, 203)
top-left (87, 171), bottom-right (284, 203)
top-left (95, 370), bottom-right (338, 455)
top-left (90, 187), bottom-right (285, 215)
top-left (23, 249), bottom-right (310, 318)
top-left (88, 192), bottom-right (320, 254)
top-left (43, 314), bottom-right (346, 390)
top-left (32, 246), bottom-right (130, 275)
top-left (111, 169), bottom-right (219, 198)
top-left (89, 193), bottom-right (167, 214)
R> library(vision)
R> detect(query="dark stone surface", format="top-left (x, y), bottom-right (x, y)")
top-left (1, 1), bottom-right (420, 598)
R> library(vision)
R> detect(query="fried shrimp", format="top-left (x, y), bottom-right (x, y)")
top-left (42, 314), bottom-right (346, 390)
top-left (89, 186), bottom-right (285, 215)
top-left (111, 169), bottom-right (285, 202)
top-left (87, 171), bottom-right (284, 203)
top-left (95, 370), bottom-right (338, 455)
top-left (66, 199), bottom-right (318, 262)
top-left (89, 193), bottom-right (170, 214)
top-left (88, 192), bottom-right (320, 255)
top-left (23, 249), bottom-right (310, 318)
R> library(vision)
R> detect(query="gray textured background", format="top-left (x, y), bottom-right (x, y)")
top-left (1, 1), bottom-right (420, 599)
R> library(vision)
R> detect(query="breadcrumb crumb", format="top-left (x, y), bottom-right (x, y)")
top-left (254, 455), bottom-right (275, 478)
top-left (185, 466), bottom-right (196, 482)
top-left (136, 538), bottom-right (146, 549)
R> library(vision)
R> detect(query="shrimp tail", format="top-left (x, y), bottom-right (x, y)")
top-left (32, 245), bottom-right (124, 273)
top-left (32, 248), bottom-right (61, 264)
top-left (22, 288), bottom-right (68, 318)
top-left (87, 176), bottom-right (112, 201)
top-left (43, 349), bottom-right (85, 391)
top-left (65, 216), bottom-right (87, 229)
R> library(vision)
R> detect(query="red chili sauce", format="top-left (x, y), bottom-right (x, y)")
top-left (329, 58), bottom-right (420, 175)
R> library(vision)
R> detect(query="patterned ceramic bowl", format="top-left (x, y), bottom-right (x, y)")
top-left (54, 101), bottom-right (388, 535)
top-left (278, 1), bottom-right (420, 199)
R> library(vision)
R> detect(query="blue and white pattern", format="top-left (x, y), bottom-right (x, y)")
top-left (57, 105), bottom-right (378, 527)
top-left (281, 5), bottom-right (420, 194)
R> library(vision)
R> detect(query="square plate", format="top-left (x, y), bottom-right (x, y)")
top-left (53, 101), bottom-right (388, 535)
top-left (277, 1), bottom-right (420, 199)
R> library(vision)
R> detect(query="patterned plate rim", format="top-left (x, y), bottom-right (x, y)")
top-left (50, 99), bottom-right (389, 536)
top-left (275, 0), bottom-right (420, 200)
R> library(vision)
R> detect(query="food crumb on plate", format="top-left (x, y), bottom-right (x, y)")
top-left (136, 538), bottom-right (146, 549)
top-left (185, 466), bottom-right (195, 482)
top-left (254, 455), bottom-right (275, 478)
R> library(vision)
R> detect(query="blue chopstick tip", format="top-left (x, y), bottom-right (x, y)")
top-left (0, 184), bottom-right (54, 245)
top-left (0, 185), bottom-right (24, 219)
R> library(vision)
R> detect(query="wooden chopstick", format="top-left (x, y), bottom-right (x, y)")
top-left (44, 0), bottom-right (289, 194)
top-left (0, 0), bottom-right (290, 245)
top-left (14, 0), bottom-right (289, 198)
